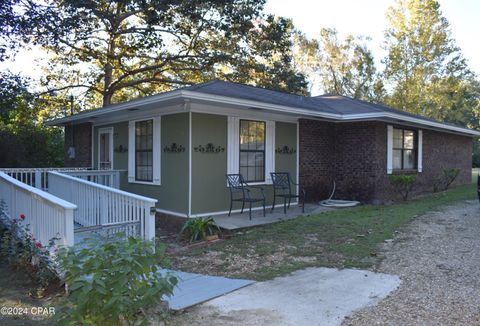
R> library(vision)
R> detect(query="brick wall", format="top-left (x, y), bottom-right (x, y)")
top-left (64, 123), bottom-right (92, 167)
top-left (299, 119), bottom-right (473, 203)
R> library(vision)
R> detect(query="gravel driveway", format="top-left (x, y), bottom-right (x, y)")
top-left (345, 200), bottom-right (480, 325)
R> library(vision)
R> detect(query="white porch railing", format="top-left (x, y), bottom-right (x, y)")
top-left (0, 172), bottom-right (76, 247)
top-left (1, 168), bottom-right (122, 190)
top-left (63, 170), bottom-right (121, 189)
top-left (48, 171), bottom-right (157, 241)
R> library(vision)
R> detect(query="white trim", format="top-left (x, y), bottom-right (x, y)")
top-left (418, 130), bottom-right (423, 172)
top-left (128, 117), bottom-right (161, 185)
top-left (155, 208), bottom-right (188, 218)
top-left (188, 110), bottom-right (192, 217)
top-left (227, 116), bottom-right (240, 176)
top-left (47, 89), bottom-right (480, 137)
top-left (91, 124), bottom-right (95, 169)
top-left (296, 121), bottom-right (300, 194)
top-left (265, 121), bottom-right (275, 183)
top-left (190, 202), bottom-right (299, 218)
top-left (128, 121), bottom-right (135, 182)
top-left (387, 125), bottom-right (393, 174)
top-left (152, 116), bottom-right (161, 185)
top-left (98, 127), bottom-right (114, 170)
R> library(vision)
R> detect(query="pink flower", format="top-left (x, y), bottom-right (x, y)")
top-left (20, 214), bottom-right (25, 220)
top-left (35, 242), bottom-right (42, 249)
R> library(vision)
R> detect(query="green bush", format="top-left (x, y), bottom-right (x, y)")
top-left (433, 168), bottom-right (460, 192)
top-left (56, 233), bottom-right (177, 325)
top-left (0, 208), bottom-right (59, 290)
top-left (180, 217), bottom-right (220, 243)
top-left (389, 174), bottom-right (416, 201)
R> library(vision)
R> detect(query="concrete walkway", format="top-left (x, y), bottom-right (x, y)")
top-left (161, 270), bottom-right (254, 310)
top-left (179, 267), bottom-right (400, 325)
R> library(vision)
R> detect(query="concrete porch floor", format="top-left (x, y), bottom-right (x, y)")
top-left (213, 203), bottom-right (336, 230)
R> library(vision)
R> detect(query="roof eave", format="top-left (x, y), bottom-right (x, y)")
top-left (45, 90), bottom-right (480, 137)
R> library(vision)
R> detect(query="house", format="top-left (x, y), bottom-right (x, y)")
top-left (46, 80), bottom-right (480, 218)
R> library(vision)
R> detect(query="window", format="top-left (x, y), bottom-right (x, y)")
top-left (135, 120), bottom-right (153, 182)
top-left (392, 128), bottom-right (417, 170)
top-left (239, 120), bottom-right (265, 182)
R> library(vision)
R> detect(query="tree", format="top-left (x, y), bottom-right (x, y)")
top-left (294, 28), bottom-right (380, 100)
top-left (383, 0), bottom-right (476, 124)
top-left (12, 0), bottom-right (307, 111)
top-left (230, 16), bottom-right (309, 95)
top-left (0, 72), bottom-right (64, 167)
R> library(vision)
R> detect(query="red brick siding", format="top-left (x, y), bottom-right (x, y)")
top-left (299, 119), bottom-right (473, 203)
top-left (64, 123), bottom-right (92, 167)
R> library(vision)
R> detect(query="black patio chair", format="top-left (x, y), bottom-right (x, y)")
top-left (270, 172), bottom-right (306, 214)
top-left (226, 174), bottom-right (266, 220)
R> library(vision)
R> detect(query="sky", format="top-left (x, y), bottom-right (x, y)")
top-left (265, 0), bottom-right (480, 78)
top-left (1, 0), bottom-right (479, 94)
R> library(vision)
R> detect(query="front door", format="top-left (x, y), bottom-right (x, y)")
top-left (99, 128), bottom-right (113, 170)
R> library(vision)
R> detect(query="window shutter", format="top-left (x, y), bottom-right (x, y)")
top-left (418, 130), bottom-right (423, 172)
top-left (265, 121), bottom-right (275, 183)
top-left (387, 125), bottom-right (393, 174)
top-left (152, 116), bottom-right (161, 185)
top-left (227, 116), bottom-right (239, 175)
top-left (128, 121), bottom-right (135, 182)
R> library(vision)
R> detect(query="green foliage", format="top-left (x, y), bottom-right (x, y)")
top-left (0, 209), bottom-right (59, 290)
top-left (389, 174), bottom-right (416, 201)
top-left (294, 28), bottom-right (382, 101)
top-left (433, 168), bottom-right (460, 192)
top-left (383, 0), bottom-right (476, 125)
top-left (0, 72), bottom-right (64, 167)
top-left (56, 233), bottom-right (177, 325)
top-left (10, 0), bottom-right (307, 110)
top-left (180, 217), bottom-right (220, 243)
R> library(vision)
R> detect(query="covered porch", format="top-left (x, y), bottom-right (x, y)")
top-left (212, 203), bottom-right (336, 231)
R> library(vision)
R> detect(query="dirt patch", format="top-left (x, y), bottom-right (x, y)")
top-left (0, 262), bottom-right (59, 325)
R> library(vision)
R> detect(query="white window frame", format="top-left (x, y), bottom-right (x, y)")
top-left (98, 127), bottom-right (114, 170)
top-left (387, 125), bottom-right (422, 174)
top-left (227, 116), bottom-right (275, 185)
top-left (128, 117), bottom-right (161, 185)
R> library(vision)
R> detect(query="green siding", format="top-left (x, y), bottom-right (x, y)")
top-left (275, 122), bottom-right (298, 183)
top-left (191, 113), bottom-right (229, 214)
top-left (92, 113), bottom-right (189, 214)
top-left (191, 113), bottom-right (298, 215)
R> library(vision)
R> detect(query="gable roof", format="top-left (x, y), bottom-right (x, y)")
top-left (46, 79), bottom-right (480, 136)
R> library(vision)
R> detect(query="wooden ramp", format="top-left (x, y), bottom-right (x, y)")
top-left (160, 270), bottom-right (255, 310)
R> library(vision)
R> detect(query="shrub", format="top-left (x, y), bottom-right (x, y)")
top-left (0, 209), bottom-right (59, 290)
top-left (56, 233), bottom-right (177, 325)
top-left (433, 168), bottom-right (460, 192)
top-left (180, 217), bottom-right (220, 243)
top-left (389, 175), bottom-right (416, 201)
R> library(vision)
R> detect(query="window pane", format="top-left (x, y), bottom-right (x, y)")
top-left (135, 120), bottom-right (154, 182)
top-left (403, 150), bottom-right (415, 169)
top-left (393, 129), bottom-right (403, 148)
top-left (239, 120), bottom-right (266, 182)
top-left (393, 149), bottom-right (402, 169)
top-left (403, 131), bottom-right (414, 149)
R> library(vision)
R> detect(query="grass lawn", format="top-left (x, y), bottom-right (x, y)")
top-left (169, 177), bottom-right (478, 281)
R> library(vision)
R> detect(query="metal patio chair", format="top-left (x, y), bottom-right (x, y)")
top-left (226, 174), bottom-right (266, 220)
top-left (270, 172), bottom-right (306, 214)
